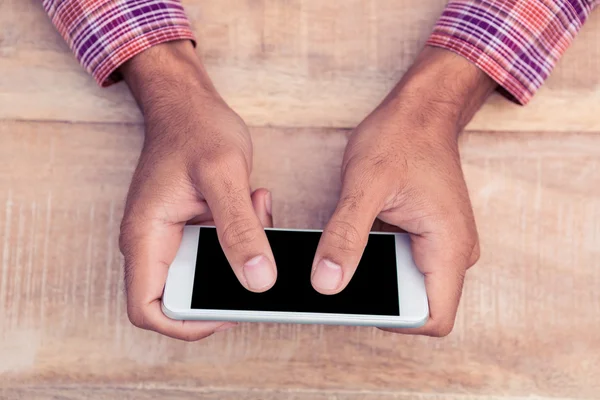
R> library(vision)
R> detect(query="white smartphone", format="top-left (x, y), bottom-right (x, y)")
top-left (162, 226), bottom-right (429, 328)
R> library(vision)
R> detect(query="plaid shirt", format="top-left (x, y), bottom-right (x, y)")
top-left (43, 0), bottom-right (598, 105)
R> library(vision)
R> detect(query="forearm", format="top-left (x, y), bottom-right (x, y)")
top-left (120, 40), bottom-right (219, 115)
top-left (381, 47), bottom-right (497, 135)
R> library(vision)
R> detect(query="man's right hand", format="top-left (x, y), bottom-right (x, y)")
top-left (118, 41), bottom-right (277, 341)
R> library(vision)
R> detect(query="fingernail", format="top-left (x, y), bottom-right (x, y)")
top-left (265, 191), bottom-right (273, 216)
top-left (243, 255), bottom-right (275, 290)
top-left (312, 259), bottom-right (343, 291)
top-left (215, 322), bottom-right (237, 333)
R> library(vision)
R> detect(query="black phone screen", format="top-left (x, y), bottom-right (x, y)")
top-left (191, 227), bottom-right (400, 316)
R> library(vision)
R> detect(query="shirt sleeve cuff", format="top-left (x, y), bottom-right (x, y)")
top-left (96, 26), bottom-right (195, 87)
top-left (426, 0), bottom-right (593, 105)
top-left (44, 0), bottom-right (195, 87)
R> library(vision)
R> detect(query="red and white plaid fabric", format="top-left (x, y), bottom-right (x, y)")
top-left (43, 0), bottom-right (194, 87)
top-left (44, 0), bottom-right (598, 104)
top-left (427, 0), bottom-right (599, 104)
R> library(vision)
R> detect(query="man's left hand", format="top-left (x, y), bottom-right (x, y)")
top-left (310, 47), bottom-right (496, 337)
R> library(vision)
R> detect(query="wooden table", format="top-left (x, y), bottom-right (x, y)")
top-left (1, 1), bottom-right (599, 399)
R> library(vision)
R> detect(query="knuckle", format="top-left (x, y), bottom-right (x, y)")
top-left (118, 219), bottom-right (134, 256)
top-left (127, 305), bottom-right (149, 330)
top-left (442, 218), bottom-right (480, 269)
top-left (344, 158), bottom-right (397, 195)
top-left (322, 220), bottom-right (364, 253)
top-left (428, 320), bottom-right (455, 338)
top-left (468, 240), bottom-right (481, 267)
top-left (196, 151), bottom-right (250, 193)
top-left (220, 219), bottom-right (259, 252)
top-left (119, 206), bottom-right (148, 256)
top-left (456, 233), bottom-right (479, 269)
top-left (367, 151), bottom-right (405, 179)
top-left (200, 148), bottom-right (248, 177)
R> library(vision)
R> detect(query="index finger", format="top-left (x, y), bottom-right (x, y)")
top-left (201, 165), bottom-right (278, 293)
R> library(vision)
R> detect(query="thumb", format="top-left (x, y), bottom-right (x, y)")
top-left (311, 186), bottom-right (382, 294)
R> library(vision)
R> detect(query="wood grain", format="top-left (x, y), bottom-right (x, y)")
top-left (0, 387), bottom-right (591, 400)
top-left (2, 0), bottom-right (600, 398)
top-left (1, 0), bottom-right (599, 131)
top-left (1, 121), bottom-right (600, 398)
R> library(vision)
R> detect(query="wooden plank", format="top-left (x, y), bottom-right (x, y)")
top-left (0, 387), bottom-right (586, 400)
top-left (1, 0), bottom-right (599, 131)
top-left (1, 121), bottom-right (600, 398)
